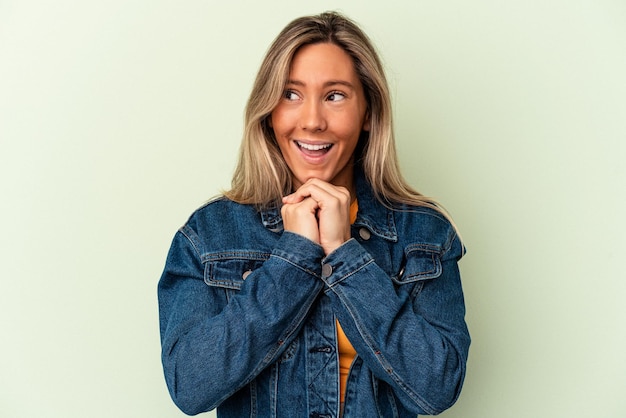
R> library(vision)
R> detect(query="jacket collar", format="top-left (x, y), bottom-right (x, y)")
top-left (259, 203), bottom-right (283, 232)
top-left (352, 167), bottom-right (398, 242)
top-left (259, 167), bottom-right (398, 242)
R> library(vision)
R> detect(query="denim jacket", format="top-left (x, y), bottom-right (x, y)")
top-left (158, 170), bottom-right (470, 417)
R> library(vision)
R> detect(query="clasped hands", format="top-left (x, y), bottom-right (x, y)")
top-left (281, 178), bottom-right (352, 255)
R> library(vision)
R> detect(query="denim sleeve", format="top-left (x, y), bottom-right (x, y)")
top-left (158, 229), bottom-right (325, 415)
top-left (320, 230), bottom-right (470, 415)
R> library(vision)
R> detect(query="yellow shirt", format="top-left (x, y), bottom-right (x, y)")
top-left (336, 200), bottom-right (359, 402)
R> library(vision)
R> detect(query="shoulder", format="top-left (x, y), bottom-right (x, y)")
top-left (186, 196), bottom-right (257, 227)
top-left (175, 196), bottom-right (280, 256)
top-left (392, 202), bottom-right (452, 232)
top-left (178, 196), bottom-right (258, 241)
top-left (391, 203), bottom-right (465, 261)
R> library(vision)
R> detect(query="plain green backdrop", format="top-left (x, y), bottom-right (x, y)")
top-left (1, 1), bottom-right (625, 417)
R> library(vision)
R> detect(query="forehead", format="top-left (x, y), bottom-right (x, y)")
top-left (288, 43), bottom-right (359, 83)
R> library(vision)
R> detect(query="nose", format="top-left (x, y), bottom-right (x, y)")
top-left (298, 99), bottom-right (327, 132)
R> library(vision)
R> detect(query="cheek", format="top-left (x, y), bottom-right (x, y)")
top-left (336, 113), bottom-right (365, 142)
top-left (271, 119), bottom-right (292, 156)
top-left (270, 107), bottom-right (291, 136)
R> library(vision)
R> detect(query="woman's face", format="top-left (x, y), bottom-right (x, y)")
top-left (271, 42), bottom-right (369, 193)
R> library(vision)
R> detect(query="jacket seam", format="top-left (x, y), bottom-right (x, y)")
top-left (178, 226), bottom-right (202, 258)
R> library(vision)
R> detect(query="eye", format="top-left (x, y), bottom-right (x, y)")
top-left (327, 91), bottom-right (346, 102)
top-left (283, 89), bottom-right (300, 101)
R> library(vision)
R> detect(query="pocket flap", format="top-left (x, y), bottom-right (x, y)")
top-left (393, 243), bottom-right (442, 284)
top-left (203, 253), bottom-right (268, 290)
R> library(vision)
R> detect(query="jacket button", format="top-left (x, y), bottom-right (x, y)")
top-left (242, 270), bottom-right (252, 280)
top-left (359, 227), bottom-right (371, 240)
top-left (321, 263), bottom-right (333, 278)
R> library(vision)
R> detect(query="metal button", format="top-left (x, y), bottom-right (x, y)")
top-left (242, 270), bottom-right (252, 280)
top-left (359, 227), bottom-right (371, 240)
top-left (321, 263), bottom-right (333, 278)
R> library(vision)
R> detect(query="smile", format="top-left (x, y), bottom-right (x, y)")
top-left (295, 141), bottom-right (333, 151)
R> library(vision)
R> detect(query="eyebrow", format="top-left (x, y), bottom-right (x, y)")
top-left (286, 79), bottom-right (356, 90)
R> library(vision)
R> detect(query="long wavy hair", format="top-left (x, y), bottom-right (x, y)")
top-left (224, 11), bottom-right (446, 217)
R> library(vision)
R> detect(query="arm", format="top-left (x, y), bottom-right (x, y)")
top-left (322, 233), bottom-right (470, 415)
top-left (282, 179), bottom-right (469, 413)
top-left (158, 227), bottom-right (325, 415)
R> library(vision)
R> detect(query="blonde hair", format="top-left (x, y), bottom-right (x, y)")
top-left (224, 11), bottom-right (446, 217)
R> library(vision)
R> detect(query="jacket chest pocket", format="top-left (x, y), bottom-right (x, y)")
top-left (392, 243), bottom-right (443, 297)
top-left (203, 252), bottom-right (269, 292)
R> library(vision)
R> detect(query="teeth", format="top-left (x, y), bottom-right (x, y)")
top-left (296, 141), bottom-right (332, 151)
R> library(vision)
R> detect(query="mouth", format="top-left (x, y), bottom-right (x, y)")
top-left (295, 140), bottom-right (333, 157)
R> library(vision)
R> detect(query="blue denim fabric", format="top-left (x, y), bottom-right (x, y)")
top-left (158, 170), bottom-right (470, 417)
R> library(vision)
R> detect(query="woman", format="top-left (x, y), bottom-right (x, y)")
top-left (158, 11), bottom-right (470, 417)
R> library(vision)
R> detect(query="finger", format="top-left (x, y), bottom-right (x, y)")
top-left (281, 197), bottom-right (321, 244)
top-left (291, 182), bottom-right (351, 255)
top-left (303, 178), bottom-right (351, 200)
top-left (282, 192), bottom-right (306, 204)
top-left (286, 179), bottom-right (351, 207)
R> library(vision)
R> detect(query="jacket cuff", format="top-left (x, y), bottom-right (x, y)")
top-left (320, 238), bottom-right (373, 287)
top-left (271, 231), bottom-right (325, 276)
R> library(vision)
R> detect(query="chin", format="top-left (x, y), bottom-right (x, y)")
top-left (296, 172), bottom-right (332, 185)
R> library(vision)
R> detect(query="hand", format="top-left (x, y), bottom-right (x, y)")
top-left (280, 195), bottom-right (320, 245)
top-left (282, 179), bottom-right (352, 255)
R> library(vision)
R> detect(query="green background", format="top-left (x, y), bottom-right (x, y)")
top-left (1, 1), bottom-right (625, 417)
